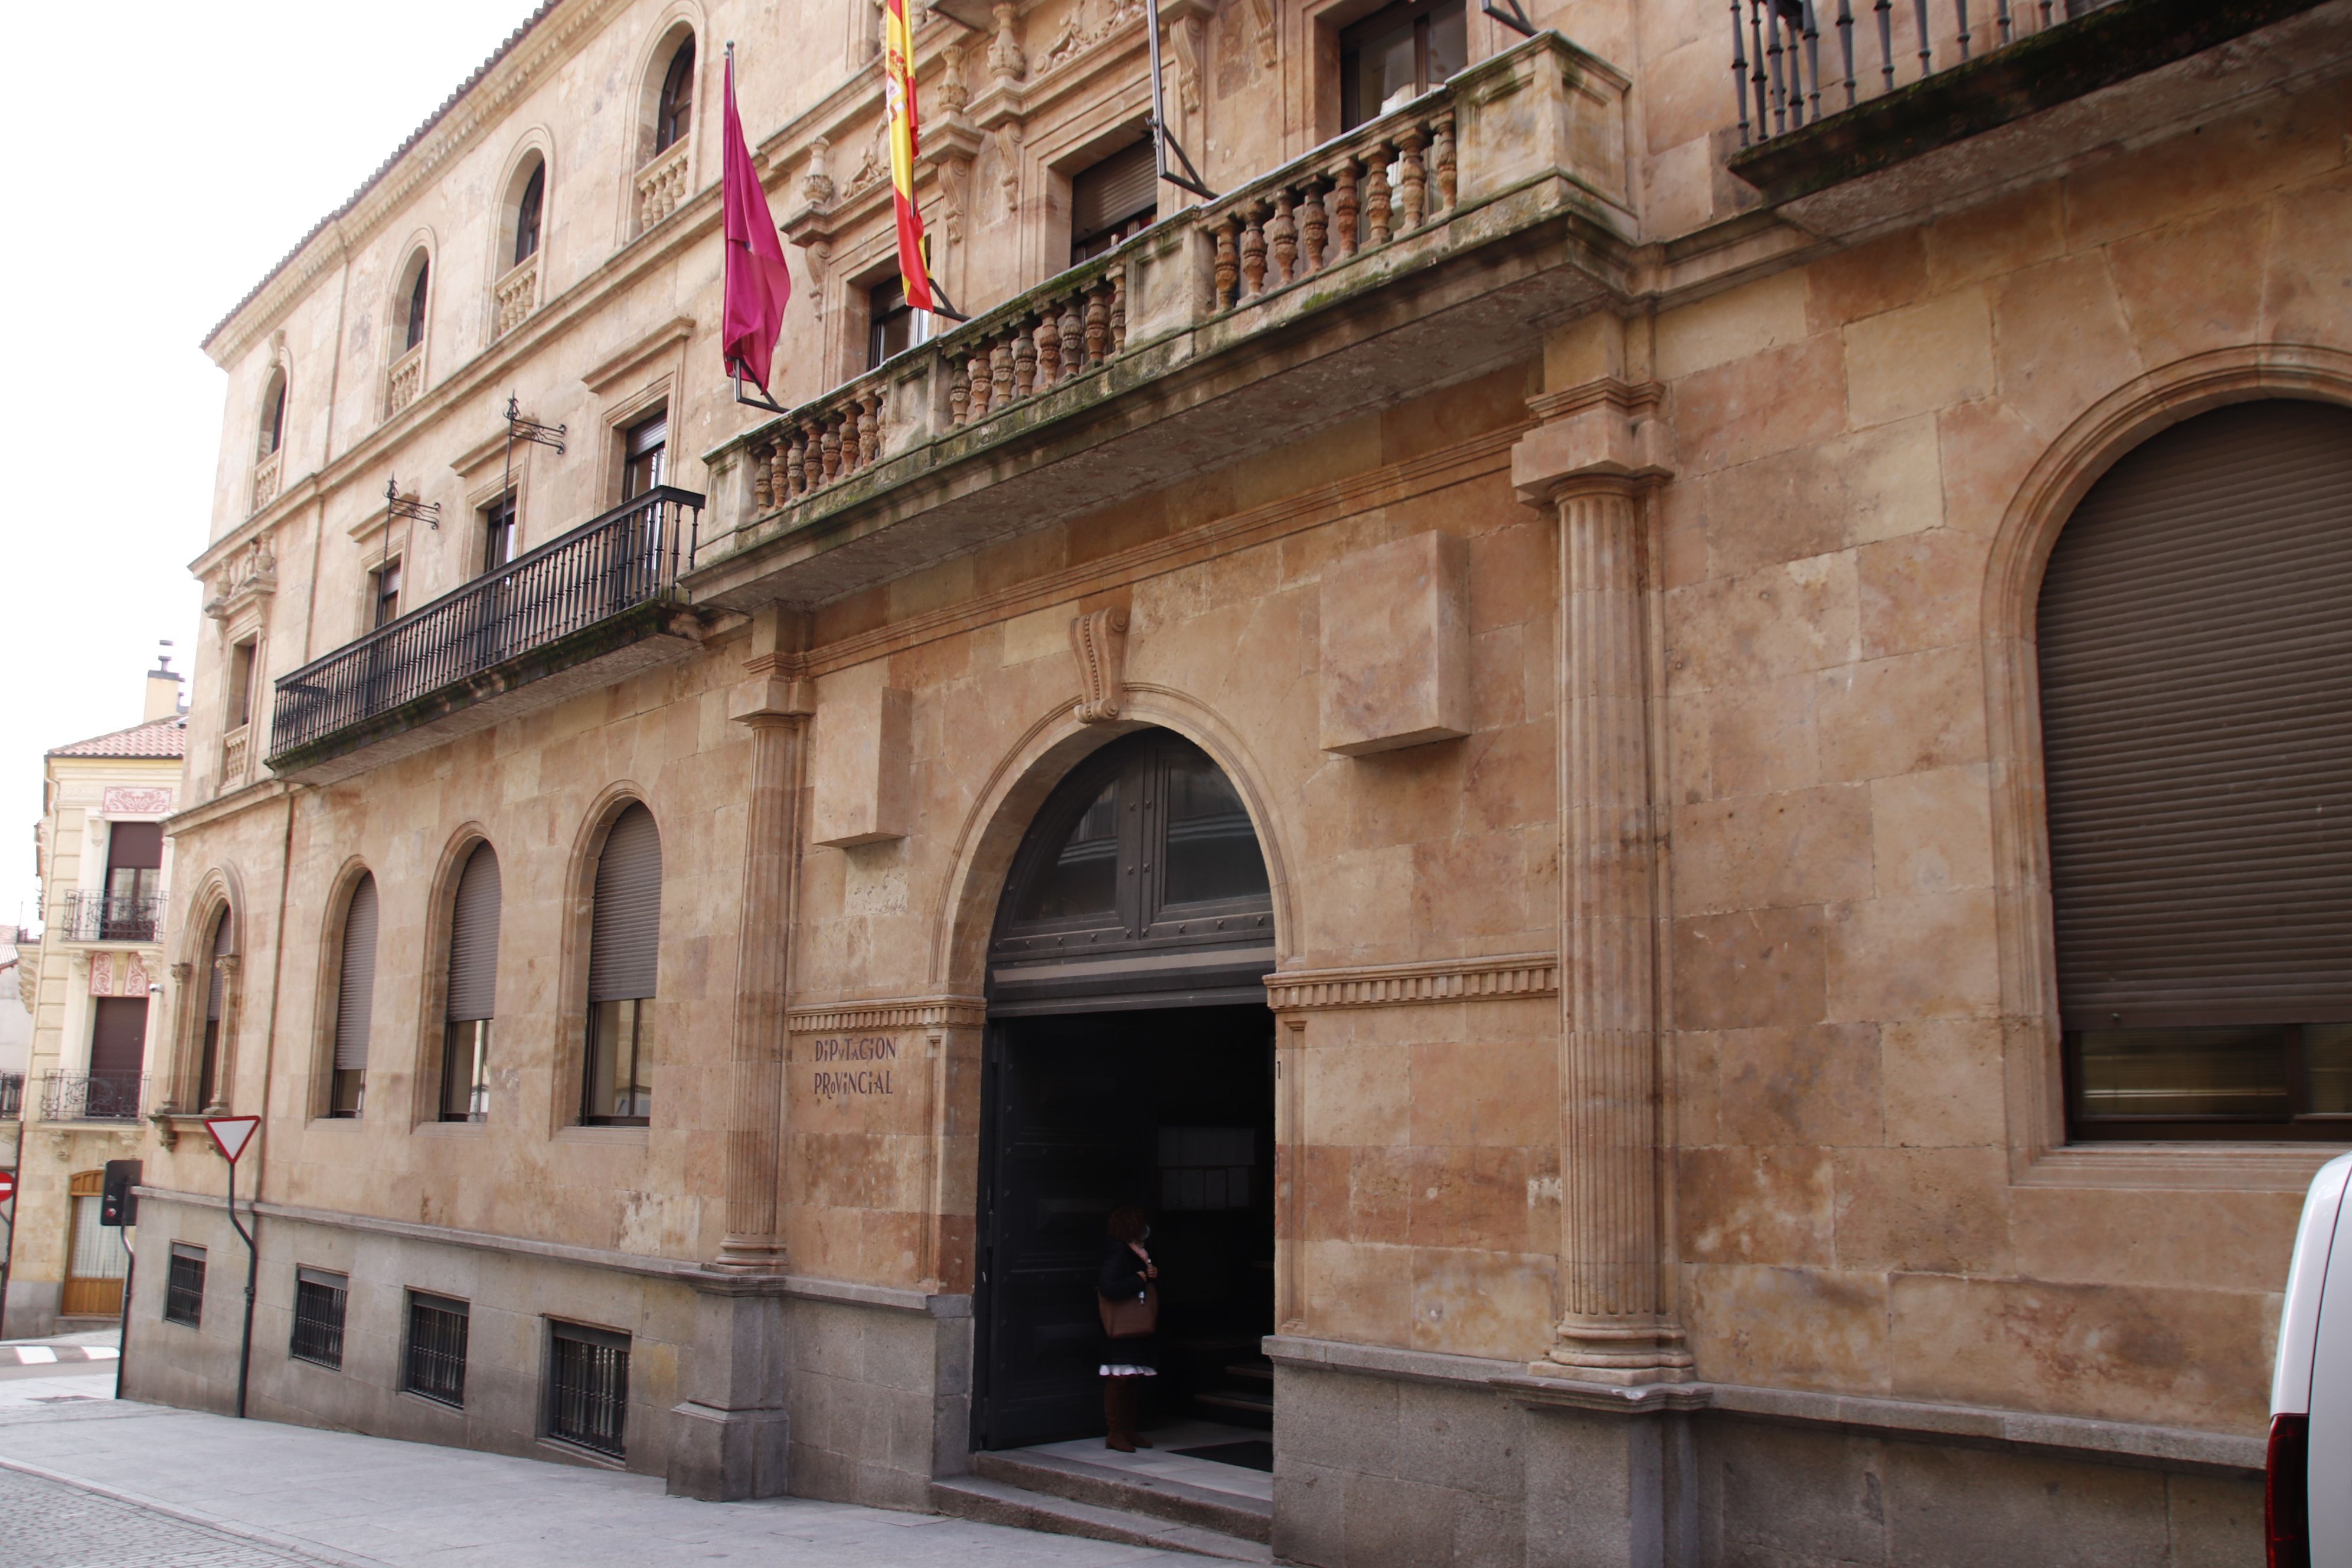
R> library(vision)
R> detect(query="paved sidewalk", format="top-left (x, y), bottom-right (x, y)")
top-left (0, 1397), bottom-right (1204, 1566)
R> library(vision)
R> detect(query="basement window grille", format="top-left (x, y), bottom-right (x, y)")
top-left (404, 1292), bottom-right (470, 1407)
top-left (163, 1244), bottom-right (205, 1327)
top-left (546, 1321), bottom-right (630, 1458)
top-left (290, 1267), bottom-right (349, 1369)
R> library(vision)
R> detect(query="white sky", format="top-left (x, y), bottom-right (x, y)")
top-left (0, 1), bottom-right (544, 932)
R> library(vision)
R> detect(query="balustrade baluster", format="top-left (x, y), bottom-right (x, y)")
top-left (1801, 4), bottom-right (1821, 123)
top-left (1014, 323), bottom-right (1037, 398)
top-left (1875, 0), bottom-right (1894, 90)
top-left (2037, 0), bottom-right (2052, 27)
top-left (1912, 0), bottom-right (1930, 76)
top-left (1364, 145), bottom-right (1393, 245)
top-left (858, 392), bottom-right (880, 469)
top-left (839, 403), bottom-right (861, 472)
top-left (967, 351), bottom-right (992, 418)
top-left (1299, 175), bottom-right (1327, 275)
top-left (1110, 273), bottom-right (1127, 352)
top-left (1059, 300), bottom-right (1085, 379)
top-left (1995, 0), bottom-right (2011, 44)
top-left (1034, 309), bottom-right (1060, 386)
top-left (1956, 0), bottom-right (1971, 60)
top-left (949, 360), bottom-right (971, 425)
top-left (1239, 205), bottom-right (1268, 298)
top-left (1750, 2), bottom-right (1773, 135)
top-left (1268, 190), bottom-right (1298, 288)
top-left (790, 428), bottom-right (811, 495)
top-left (1836, 0), bottom-right (1856, 107)
top-left (821, 419), bottom-right (841, 482)
top-left (1731, 1), bottom-right (1754, 145)
top-left (1765, 2), bottom-right (1788, 133)
top-left (1214, 216), bottom-right (1241, 308)
top-left (1085, 285), bottom-right (1110, 365)
top-left (1432, 112), bottom-right (1457, 212)
top-left (991, 338), bottom-right (1014, 407)
top-left (1329, 159), bottom-right (1360, 260)
top-left (751, 440), bottom-right (775, 511)
top-left (1396, 126), bottom-right (1428, 231)
top-left (804, 419), bottom-right (827, 489)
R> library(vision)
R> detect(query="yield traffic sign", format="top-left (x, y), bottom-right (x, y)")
top-left (205, 1116), bottom-right (261, 1164)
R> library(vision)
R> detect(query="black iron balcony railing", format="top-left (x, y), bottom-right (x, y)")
top-left (0, 1072), bottom-right (22, 1119)
top-left (41, 1070), bottom-right (146, 1122)
top-left (63, 891), bottom-right (166, 943)
top-left (1730, 0), bottom-right (2117, 146)
top-left (269, 486), bottom-right (703, 760)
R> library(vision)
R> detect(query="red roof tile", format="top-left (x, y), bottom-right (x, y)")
top-left (48, 716), bottom-right (190, 760)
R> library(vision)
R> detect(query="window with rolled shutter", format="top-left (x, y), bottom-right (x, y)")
top-left (583, 806), bottom-right (661, 1125)
top-left (441, 845), bottom-right (501, 1123)
top-left (200, 910), bottom-right (231, 1109)
top-left (1070, 139), bottom-right (1158, 263)
top-left (330, 875), bottom-right (378, 1118)
top-left (2039, 399), bottom-right (2352, 1138)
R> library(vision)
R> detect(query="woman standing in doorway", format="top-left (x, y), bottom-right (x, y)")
top-left (1097, 1205), bottom-right (1158, 1452)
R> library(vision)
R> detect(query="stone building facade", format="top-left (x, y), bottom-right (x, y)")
top-left (129, 0), bottom-right (2351, 1562)
top-left (9, 667), bottom-right (187, 1335)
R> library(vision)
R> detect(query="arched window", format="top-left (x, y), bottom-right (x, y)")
top-left (2040, 400), bottom-right (2352, 1140)
top-left (442, 844), bottom-right (501, 1123)
top-left (991, 730), bottom-right (1273, 1012)
top-left (654, 38), bottom-right (695, 154)
top-left (329, 873), bottom-right (378, 1118)
top-left (583, 803), bottom-right (662, 1126)
top-left (200, 909), bottom-right (232, 1110)
top-left (401, 254), bottom-right (430, 354)
top-left (512, 162), bottom-right (545, 268)
top-left (259, 369), bottom-right (288, 459)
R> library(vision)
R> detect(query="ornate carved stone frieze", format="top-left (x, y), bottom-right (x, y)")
top-left (1265, 953), bottom-right (1560, 1011)
top-left (785, 995), bottom-right (987, 1034)
top-left (203, 537), bottom-right (278, 623)
top-left (1069, 607), bottom-right (1129, 723)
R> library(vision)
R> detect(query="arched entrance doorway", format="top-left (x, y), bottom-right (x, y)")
top-left (973, 728), bottom-right (1277, 1451)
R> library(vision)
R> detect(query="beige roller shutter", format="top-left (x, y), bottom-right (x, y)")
top-left (446, 845), bottom-right (502, 1024)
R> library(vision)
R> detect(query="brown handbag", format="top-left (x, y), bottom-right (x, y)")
top-left (1099, 1282), bottom-right (1159, 1340)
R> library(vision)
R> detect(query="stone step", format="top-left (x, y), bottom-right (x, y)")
top-left (930, 1474), bottom-right (1273, 1562)
top-left (974, 1446), bottom-right (1273, 1543)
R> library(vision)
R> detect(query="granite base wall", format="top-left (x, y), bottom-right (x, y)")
top-left (1272, 1355), bottom-right (2265, 1568)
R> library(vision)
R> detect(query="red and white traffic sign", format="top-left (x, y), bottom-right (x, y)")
top-left (205, 1116), bottom-right (261, 1164)
top-left (0, 1171), bottom-right (14, 1204)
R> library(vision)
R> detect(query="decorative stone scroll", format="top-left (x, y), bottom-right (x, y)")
top-left (102, 788), bottom-right (175, 816)
top-left (1265, 953), bottom-right (1559, 1011)
top-left (1069, 607), bottom-right (1129, 724)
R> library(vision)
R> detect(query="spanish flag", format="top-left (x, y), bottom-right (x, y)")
top-left (883, 0), bottom-right (934, 311)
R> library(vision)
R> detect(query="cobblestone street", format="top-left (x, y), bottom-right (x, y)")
top-left (0, 1362), bottom-right (1194, 1568)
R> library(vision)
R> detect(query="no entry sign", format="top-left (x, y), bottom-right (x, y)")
top-left (205, 1116), bottom-right (261, 1164)
top-left (0, 1171), bottom-right (14, 1203)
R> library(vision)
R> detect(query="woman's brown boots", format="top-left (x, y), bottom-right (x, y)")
top-left (1102, 1378), bottom-right (1152, 1452)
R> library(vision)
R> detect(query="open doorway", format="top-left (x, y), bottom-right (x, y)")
top-left (973, 730), bottom-right (1277, 1455)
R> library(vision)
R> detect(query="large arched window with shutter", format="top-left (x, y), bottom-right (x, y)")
top-left (582, 804), bottom-right (661, 1126)
top-left (329, 874), bottom-right (378, 1118)
top-left (200, 910), bottom-right (232, 1110)
top-left (442, 844), bottom-right (501, 1123)
top-left (2040, 400), bottom-right (2352, 1139)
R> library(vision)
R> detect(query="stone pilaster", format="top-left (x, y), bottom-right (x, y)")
top-left (713, 614), bottom-right (814, 1274)
top-left (1513, 387), bottom-right (1690, 1386)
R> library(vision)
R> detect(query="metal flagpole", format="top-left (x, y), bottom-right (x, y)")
top-left (1145, 0), bottom-right (1215, 199)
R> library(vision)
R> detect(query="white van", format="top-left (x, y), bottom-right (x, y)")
top-left (2272, 1151), bottom-right (2351, 1567)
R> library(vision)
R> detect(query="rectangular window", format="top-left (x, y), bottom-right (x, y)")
top-left (2067, 1023), bottom-right (2352, 1138)
top-left (371, 560), bottom-right (403, 629)
top-left (481, 495), bottom-right (518, 575)
top-left (100, 822), bottom-right (162, 940)
top-left (290, 1267), bottom-right (348, 1368)
top-left (1070, 139), bottom-right (1158, 264)
top-left (621, 412), bottom-right (668, 500)
top-left (227, 639), bottom-right (257, 729)
top-left (404, 1291), bottom-right (469, 1407)
top-left (440, 1020), bottom-right (490, 1123)
top-left (582, 1000), bottom-right (654, 1126)
top-left (546, 1321), bottom-right (631, 1458)
top-left (164, 1243), bottom-right (205, 1327)
top-left (866, 277), bottom-right (931, 370)
top-left (1339, 0), bottom-right (1466, 130)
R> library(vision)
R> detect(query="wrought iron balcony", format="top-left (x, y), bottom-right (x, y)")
top-left (61, 891), bottom-right (166, 944)
top-left (694, 32), bottom-right (1633, 612)
top-left (41, 1070), bottom-right (146, 1123)
top-left (267, 486), bottom-right (707, 784)
top-left (1725, 0), bottom-right (2344, 227)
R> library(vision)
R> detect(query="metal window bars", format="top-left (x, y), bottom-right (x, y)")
top-left (1731, 0), bottom-right (2107, 146)
top-left (164, 1248), bottom-right (205, 1327)
top-left (404, 1294), bottom-right (470, 1407)
top-left (291, 1271), bottom-right (349, 1368)
top-left (547, 1327), bottom-right (630, 1458)
top-left (270, 486), bottom-right (703, 760)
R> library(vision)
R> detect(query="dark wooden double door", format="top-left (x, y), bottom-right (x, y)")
top-left (974, 1004), bottom-right (1275, 1450)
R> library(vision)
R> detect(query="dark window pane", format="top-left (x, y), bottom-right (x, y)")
top-left (1162, 756), bottom-right (1268, 906)
top-left (655, 40), bottom-right (695, 153)
top-left (584, 999), bottom-right (653, 1125)
top-left (514, 166), bottom-right (544, 266)
top-left (442, 1020), bottom-right (489, 1123)
top-left (164, 1246), bottom-right (205, 1327)
top-left (623, 412), bottom-right (668, 499)
top-left (1013, 780), bottom-right (1121, 922)
top-left (2073, 1026), bottom-right (2291, 1120)
top-left (291, 1270), bottom-right (348, 1368)
top-left (406, 261), bottom-right (429, 352)
top-left (2306, 1023), bottom-right (2352, 1116)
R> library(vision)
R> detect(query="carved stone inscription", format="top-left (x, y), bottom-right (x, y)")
top-left (809, 1033), bottom-right (899, 1099)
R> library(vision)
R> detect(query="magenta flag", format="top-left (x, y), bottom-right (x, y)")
top-left (721, 51), bottom-right (792, 395)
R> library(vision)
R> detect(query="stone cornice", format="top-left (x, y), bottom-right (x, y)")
top-left (205, 0), bottom-right (625, 367)
top-left (1265, 952), bottom-right (1559, 1011)
top-left (786, 994), bottom-right (988, 1033)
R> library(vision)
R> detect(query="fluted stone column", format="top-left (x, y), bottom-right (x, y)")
top-left (713, 663), bottom-right (812, 1273)
top-left (1513, 393), bottom-right (1690, 1386)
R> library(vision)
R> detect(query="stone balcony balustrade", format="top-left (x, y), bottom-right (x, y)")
top-left (636, 141), bottom-right (690, 233)
top-left (494, 253), bottom-right (539, 341)
top-left (691, 32), bottom-right (1632, 613)
top-left (250, 449), bottom-right (282, 516)
top-left (384, 343), bottom-right (424, 418)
